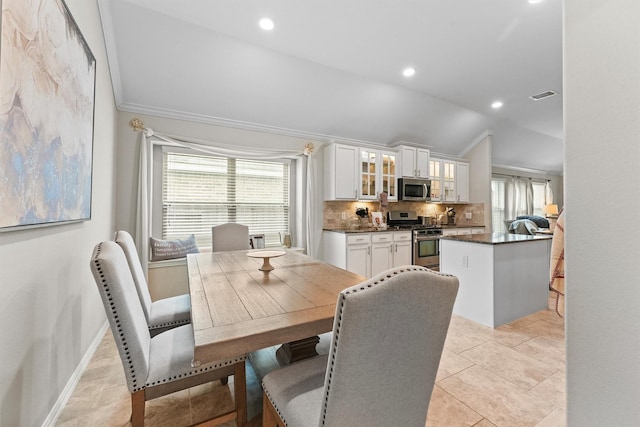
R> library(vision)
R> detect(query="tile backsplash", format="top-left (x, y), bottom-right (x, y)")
top-left (323, 200), bottom-right (485, 228)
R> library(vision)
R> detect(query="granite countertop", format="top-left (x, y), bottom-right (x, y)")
top-left (323, 227), bottom-right (410, 234)
top-left (323, 224), bottom-right (486, 234)
top-left (440, 232), bottom-right (552, 245)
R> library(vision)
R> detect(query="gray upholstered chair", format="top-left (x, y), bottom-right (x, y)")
top-left (211, 223), bottom-right (250, 252)
top-left (115, 230), bottom-right (191, 337)
top-left (90, 241), bottom-right (247, 427)
top-left (261, 266), bottom-right (459, 427)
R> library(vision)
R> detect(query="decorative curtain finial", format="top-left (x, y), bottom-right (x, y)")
top-left (130, 118), bottom-right (144, 132)
top-left (303, 143), bottom-right (314, 156)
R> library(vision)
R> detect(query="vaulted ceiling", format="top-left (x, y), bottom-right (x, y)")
top-left (98, 0), bottom-right (563, 174)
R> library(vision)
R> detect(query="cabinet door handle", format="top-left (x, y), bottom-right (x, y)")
top-left (367, 246), bottom-right (370, 255)
top-left (394, 243), bottom-right (398, 252)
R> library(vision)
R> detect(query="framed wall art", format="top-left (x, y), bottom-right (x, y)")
top-left (0, 0), bottom-right (96, 231)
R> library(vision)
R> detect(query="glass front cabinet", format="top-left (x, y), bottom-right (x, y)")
top-left (359, 148), bottom-right (397, 201)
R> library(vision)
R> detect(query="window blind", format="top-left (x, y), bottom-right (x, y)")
top-left (491, 178), bottom-right (506, 232)
top-left (162, 151), bottom-right (289, 248)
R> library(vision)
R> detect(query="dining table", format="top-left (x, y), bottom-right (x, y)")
top-left (187, 249), bottom-right (366, 367)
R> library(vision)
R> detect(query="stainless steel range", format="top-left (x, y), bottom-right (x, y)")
top-left (412, 226), bottom-right (442, 270)
top-left (387, 211), bottom-right (443, 270)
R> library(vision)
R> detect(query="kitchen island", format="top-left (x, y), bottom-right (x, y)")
top-left (440, 233), bottom-right (552, 328)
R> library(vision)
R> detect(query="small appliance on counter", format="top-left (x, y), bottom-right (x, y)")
top-left (445, 207), bottom-right (456, 225)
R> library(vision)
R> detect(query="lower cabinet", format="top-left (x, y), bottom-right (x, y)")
top-left (442, 227), bottom-right (485, 236)
top-left (323, 231), bottom-right (412, 278)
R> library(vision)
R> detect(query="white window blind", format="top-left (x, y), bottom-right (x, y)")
top-left (491, 178), bottom-right (506, 232)
top-left (162, 151), bottom-right (289, 248)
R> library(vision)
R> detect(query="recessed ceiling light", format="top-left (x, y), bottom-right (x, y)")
top-left (402, 67), bottom-right (416, 77)
top-left (259, 17), bottom-right (275, 31)
top-left (491, 101), bottom-right (503, 109)
top-left (528, 0), bottom-right (543, 4)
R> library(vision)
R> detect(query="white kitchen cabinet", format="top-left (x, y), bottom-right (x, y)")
top-left (370, 233), bottom-right (394, 276)
top-left (456, 162), bottom-right (469, 202)
top-left (380, 151), bottom-right (398, 201)
top-left (324, 143), bottom-right (358, 200)
top-left (358, 149), bottom-right (398, 201)
top-left (393, 232), bottom-right (413, 266)
top-left (323, 231), bottom-right (411, 278)
top-left (400, 146), bottom-right (430, 178)
top-left (429, 158), bottom-right (442, 201)
top-left (430, 157), bottom-right (470, 202)
top-left (442, 227), bottom-right (485, 236)
top-left (347, 242), bottom-right (370, 278)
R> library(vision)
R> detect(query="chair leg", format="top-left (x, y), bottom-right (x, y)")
top-left (234, 361), bottom-right (247, 427)
top-left (130, 390), bottom-right (145, 427)
top-left (262, 391), bottom-right (282, 427)
top-left (221, 376), bottom-right (229, 385)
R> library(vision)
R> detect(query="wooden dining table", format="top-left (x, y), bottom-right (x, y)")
top-left (187, 249), bottom-right (365, 366)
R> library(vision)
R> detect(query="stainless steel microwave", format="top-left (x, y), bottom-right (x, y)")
top-left (398, 177), bottom-right (431, 201)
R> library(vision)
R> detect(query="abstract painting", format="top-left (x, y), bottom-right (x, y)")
top-left (0, 0), bottom-right (96, 231)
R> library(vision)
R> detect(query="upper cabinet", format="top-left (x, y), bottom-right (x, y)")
top-left (359, 148), bottom-right (398, 201)
top-left (325, 143), bottom-right (398, 201)
top-left (325, 143), bottom-right (358, 200)
top-left (399, 145), bottom-right (430, 178)
top-left (430, 157), bottom-right (470, 202)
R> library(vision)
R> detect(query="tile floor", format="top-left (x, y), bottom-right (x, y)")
top-left (56, 309), bottom-right (565, 427)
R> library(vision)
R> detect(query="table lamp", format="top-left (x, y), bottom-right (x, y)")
top-left (543, 204), bottom-right (559, 217)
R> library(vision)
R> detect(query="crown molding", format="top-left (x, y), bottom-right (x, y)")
top-left (117, 102), bottom-right (395, 149)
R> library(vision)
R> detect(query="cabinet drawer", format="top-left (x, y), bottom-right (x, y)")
top-left (393, 232), bottom-right (412, 242)
top-left (371, 233), bottom-right (394, 243)
top-left (347, 234), bottom-right (370, 245)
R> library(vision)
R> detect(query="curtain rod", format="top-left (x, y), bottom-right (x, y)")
top-left (493, 172), bottom-right (550, 182)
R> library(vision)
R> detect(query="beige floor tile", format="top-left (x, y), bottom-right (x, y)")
top-left (460, 340), bottom-right (559, 390)
top-left (438, 365), bottom-right (556, 426)
top-left (535, 408), bottom-right (566, 427)
top-left (515, 336), bottom-right (565, 371)
top-left (528, 370), bottom-right (566, 411)
top-left (436, 349), bottom-right (475, 382)
top-left (444, 329), bottom-right (489, 354)
top-left (490, 324), bottom-right (537, 347)
top-left (426, 385), bottom-right (483, 427)
top-left (57, 309), bottom-right (564, 427)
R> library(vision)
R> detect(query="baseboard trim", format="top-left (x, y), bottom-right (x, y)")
top-left (41, 321), bottom-right (109, 427)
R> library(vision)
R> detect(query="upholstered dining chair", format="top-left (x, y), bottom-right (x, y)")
top-left (211, 223), bottom-right (250, 252)
top-left (115, 230), bottom-right (191, 337)
top-left (90, 241), bottom-right (247, 427)
top-left (261, 266), bottom-right (459, 427)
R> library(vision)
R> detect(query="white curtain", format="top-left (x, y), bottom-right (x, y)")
top-left (135, 128), bottom-right (315, 274)
top-left (505, 177), bottom-right (534, 219)
top-left (544, 180), bottom-right (554, 205)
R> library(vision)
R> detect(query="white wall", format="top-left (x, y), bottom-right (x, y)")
top-left (565, 1), bottom-right (640, 425)
top-left (463, 132), bottom-right (493, 226)
top-left (0, 1), bottom-right (117, 425)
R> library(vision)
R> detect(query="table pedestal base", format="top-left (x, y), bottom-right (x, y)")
top-left (276, 336), bottom-right (320, 365)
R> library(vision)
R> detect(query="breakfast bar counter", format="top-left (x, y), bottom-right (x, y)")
top-left (440, 233), bottom-right (552, 328)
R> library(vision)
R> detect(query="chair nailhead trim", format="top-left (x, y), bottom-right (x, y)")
top-left (149, 319), bottom-right (190, 330)
top-left (145, 356), bottom-right (246, 387)
top-left (93, 243), bottom-right (141, 392)
top-left (320, 266), bottom-right (452, 425)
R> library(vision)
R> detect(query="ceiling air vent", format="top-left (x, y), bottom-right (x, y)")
top-left (529, 90), bottom-right (557, 101)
